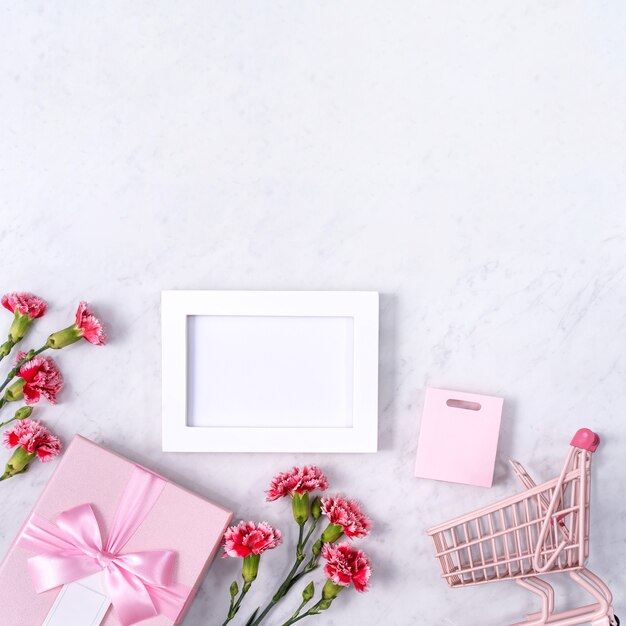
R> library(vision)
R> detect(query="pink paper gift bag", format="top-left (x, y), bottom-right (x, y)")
top-left (0, 435), bottom-right (233, 625)
top-left (414, 388), bottom-right (504, 488)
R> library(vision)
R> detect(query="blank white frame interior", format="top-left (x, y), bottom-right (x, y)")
top-left (162, 290), bottom-right (379, 453)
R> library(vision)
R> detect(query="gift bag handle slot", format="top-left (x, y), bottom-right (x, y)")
top-left (446, 399), bottom-right (482, 411)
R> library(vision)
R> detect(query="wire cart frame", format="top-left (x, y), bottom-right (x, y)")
top-left (427, 429), bottom-right (618, 626)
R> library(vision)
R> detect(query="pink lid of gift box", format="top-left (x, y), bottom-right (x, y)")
top-left (0, 435), bottom-right (233, 625)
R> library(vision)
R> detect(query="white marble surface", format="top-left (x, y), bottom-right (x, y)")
top-left (1, 2), bottom-right (625, 625)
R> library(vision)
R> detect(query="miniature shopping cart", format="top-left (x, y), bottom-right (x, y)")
top-left (427, 429), bottom-right (619, 626)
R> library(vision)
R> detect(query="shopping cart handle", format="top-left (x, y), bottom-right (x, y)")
top-left (570, 428), bottom-right (600, 452)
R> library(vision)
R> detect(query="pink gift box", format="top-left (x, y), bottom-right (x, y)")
top-left (0, 435), bottom-right (233, 625)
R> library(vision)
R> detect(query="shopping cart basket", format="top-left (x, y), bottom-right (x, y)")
top-left (427, 429), bottom-right (619, 626)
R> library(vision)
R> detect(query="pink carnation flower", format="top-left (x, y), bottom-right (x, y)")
top-left (322, 542), bottom-right (372, 592)
top-left (16, 352), bottom-right (64, 405)
top-left (321, 495), bottom-right (371, 539)
top-left (2, 292), bottom-right (47, 319)
top-left (266, 465), bottom-right (329, 501)
top-left (3, 419), bottom-right (62, 461)
top-left (222, 521), bottom-right (282, 559)
top-left (75, 302), bottom-right (106, 345)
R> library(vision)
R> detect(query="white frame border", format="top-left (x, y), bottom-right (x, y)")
top-left (162, 290), bottom-right (379, 453)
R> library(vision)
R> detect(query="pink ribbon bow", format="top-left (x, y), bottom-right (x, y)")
top-left (17, 467), bottom-right (191, 626)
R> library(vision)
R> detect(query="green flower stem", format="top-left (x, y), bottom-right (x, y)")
top-left (303, 553), bottom-right (320, 574)
top-left (0, 415), bottom-right (17, 429)
top-left (0, 345), bottom-right (47, 395)
top-left (295, 521), bottom-right (305, 559)
top-left (0, 406), bottom-right (33, 428)
top-left (251, 552), bottom-right (301, 624)
top-left (301, 517), bottom-right (319, 549)
top-left (250, 518), bottom-right (319, 626)
top-left (278, 600), bottom-right (326, 626)
top-left (286, 597), bottom-right (311, 623)
top-left (302, 544), bottom-right (324, 575)
top-left (220, 582), bottom-right (252, 626)
top-left (303, 522), bottom-right (344, 574)
top-left (280, 582), bottom-right (341, 625)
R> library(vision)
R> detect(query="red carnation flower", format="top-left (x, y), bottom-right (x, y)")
top-left (74, 302), bottom-right (106, 345)
top-left (14, 352), bottom-right (64, 405)
top-left (3, 419), bottom-right (61, 462)
top-left (46, 301), bottom-right (107, 349)
top-left (1, 293), bottom-right (47, 319)
top-left (222, 521), bottom-right (283, 559)
top-left (266, 465), bottom-right (329, 501)
top-left (321, 494), bottom-right (371, 539)
top-left (0, 293), bottom-right (47, 353)
top-left (322, 542), bottom-right (372, 592)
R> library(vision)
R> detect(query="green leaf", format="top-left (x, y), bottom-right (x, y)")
top-left (243, 608), bottom-right (259, 626)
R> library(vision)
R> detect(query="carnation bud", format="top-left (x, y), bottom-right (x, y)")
top-left (311, 496), bottom-right (322, 520)
top-left (292, 492), bottom-right (310, 526)
top-left (302, 581), bottom-right (315, 602)
top-left (242, 553), bottom-right (261, 583)
top-left (1, 446), bottom-right (35, 481)
top-left (4, 379), bottom-right (25, 403)
top-left (8, 311), bottom-right (33, 344)
top-left (15, 406), bottom-right (33, 420)
top-left (320, 522), bottom-right (344, 544)
top-left (312, 539), bottom-right (323, 557)
top-left (229, 580), bottom-right (239, 599)
top-left (0, 340), bottom-right (14, 359)
top-left (321, 579), bottom-right (344, 601)
top-left (46, 325), bottom-right (82, 349)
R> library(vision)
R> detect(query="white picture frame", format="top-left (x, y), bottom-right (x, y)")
top-left (161, 290), bottom-right (379, 453)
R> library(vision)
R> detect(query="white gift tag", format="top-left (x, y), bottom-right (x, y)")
top-left (42, 572), bottom-right (111, 626)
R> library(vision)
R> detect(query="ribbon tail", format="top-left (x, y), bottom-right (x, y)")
top-left (148, 581), bottom-right (192, 623)
top-left (104, 564), bottom-right (158, 626)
